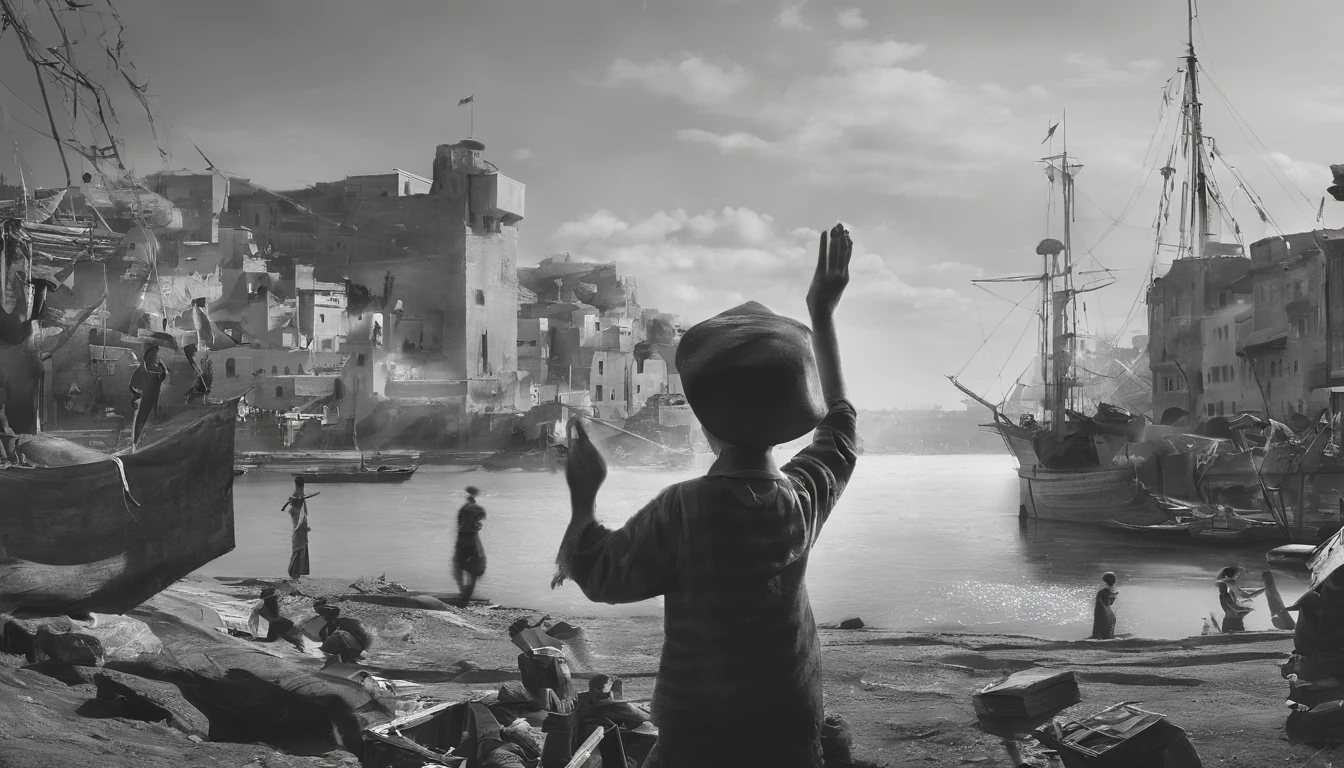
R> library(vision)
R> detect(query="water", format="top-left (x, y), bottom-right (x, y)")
top-left (200, 454), bottom-right (1312, 640)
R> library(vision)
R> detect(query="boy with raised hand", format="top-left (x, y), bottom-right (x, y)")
top-left (553, 223), bottom-right (859, 767)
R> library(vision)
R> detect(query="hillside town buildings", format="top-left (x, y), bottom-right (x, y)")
top-left (1147, 229), bottom-right (1344, 425)
top-left (31, 139), bottom-right (688, 452)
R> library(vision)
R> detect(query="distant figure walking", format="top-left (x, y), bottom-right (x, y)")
top-left (1217, 566), bottom-right (1264, 633)
top-left (1090, 572), bottom-right (1119, 639)
top-left (453, 485), bottom-right (487, 605)
top-left (283, 477), bottom-right (318, 580)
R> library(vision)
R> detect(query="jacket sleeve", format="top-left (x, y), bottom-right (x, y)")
top-left (780, 399), bottom-right (859, 543)
top-left (566, 488), bottom-right (680, 605)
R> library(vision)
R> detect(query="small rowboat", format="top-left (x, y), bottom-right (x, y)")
top-left (295, 465), bottom-right (418, 484)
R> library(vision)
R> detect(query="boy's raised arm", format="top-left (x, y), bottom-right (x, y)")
top-left (807, 223), bottom-right (851, 406)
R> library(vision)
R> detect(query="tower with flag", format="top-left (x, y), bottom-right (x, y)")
top-left (458, 95), bottom-right (475, 138)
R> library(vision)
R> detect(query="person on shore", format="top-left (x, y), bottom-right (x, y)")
top-left (1089, 572), bottom-right (1119, 639)
top-left (1217, 566), bottom-right (1264, 633)
top-left (128, 343), bottom-right (168, 449)
top-left (0, 367), bottom-right (20, 466)
top-left (247, 586), bottom-right (303, 650)
top-left (552, 224), bottom-right (859, 767)
top-left (283, 478), bottom-right (318, 581)
top-left (453, 485), bottom-right (487, 606)
top-left (314, 600), bottom-right (372, 667)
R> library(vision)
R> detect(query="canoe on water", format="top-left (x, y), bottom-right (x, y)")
top-left (0, 399), bottom-right (239, 615)
top-left (296, 466), bottom-right (418, 484)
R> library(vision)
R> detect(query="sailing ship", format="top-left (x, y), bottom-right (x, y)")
top-left (950, 1), bottom-right (1290, 536)
top-left (0, 2), bottom-right (238, 612)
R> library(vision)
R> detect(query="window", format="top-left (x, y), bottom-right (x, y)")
top-left (480, 332), bottom-right (489, 374)
top-left (598, 360), bottom-right (604, 375)
top-left (610, 391), bottom-right (616, 400)
top-left (271, 365), bottom-right (278, 375)
top-left (297, 365), bottom-right (305, 374)
top-left (595, 384), bottom-right (604, 401)
top-left (275, 386), bottom-right (284, 398)
top-left (334, 379), bottom-right (344, 400)
top-left (254, 213), bottom-right (260, 227)
top-left (636, 384), bottom-right (641, 394)
top-left (320, 314), bottom-right (326, 323)
top-left (475, 290), bottom-right (485, 306)
top-left (594, 321), bottom-right (600, 332)
top-left (284, 367), bottom-right (291, 375)
top-left (1207, 403), bottom-right (1216, 416)
top-left (1217, 401), bottom-right (1225, 416)
top-left (322, 338), bottom-right (333, 351)
top-left (357, 354), bottom-right (366, 366)
top-left (226, 358), bottom-right (236, 378)
top-left (1219, 291), bottom-right (1228, 307)
top-left (404, 181), bottom-right (411, 195)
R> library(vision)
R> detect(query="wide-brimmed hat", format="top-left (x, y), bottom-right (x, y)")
top-left (676, 301), bottom-right (826, 447)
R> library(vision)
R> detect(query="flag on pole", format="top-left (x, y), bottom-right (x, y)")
top-left (1319, 196), bottom-right (1327, 222)
top-left (1042, 122), bottom-right (1059, 144)
top-left (457, 96), bottom-right (474, 106)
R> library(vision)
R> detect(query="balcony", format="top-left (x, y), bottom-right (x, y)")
top-left (468, 173), bottom-right (525, 225)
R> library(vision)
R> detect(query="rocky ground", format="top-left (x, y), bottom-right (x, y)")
top-left (0, 574), bottom-right (1334, 767)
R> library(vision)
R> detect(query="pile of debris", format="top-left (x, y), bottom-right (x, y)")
top-left (973, 668), bottom-right (1202, 766)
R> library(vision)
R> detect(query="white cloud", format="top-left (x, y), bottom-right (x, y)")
top-left (604, 39), bottom-right (1044, 198)
top-left (774, 2), bottom-right (811, 31)
top-left (550, 206), bottom-right (968, 327)
top-left (603, 53), bottom-right (753, 107)
top-left (832, 38), bottom-right (926, 70)
top-left (1058, 54), bottom-right (1162, 88)
top-left (836, 7), bottom-right (868, 31)
top-left (512, 148), bottom-right (535, 161)
top-left (1266, 151), bottom-right (1331, 192)
top-left (675, 128), bottom-right (774, 153)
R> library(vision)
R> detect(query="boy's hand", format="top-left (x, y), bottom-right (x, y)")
top-left (566, 416), bottom-right (606, 512)
top-left (807, 223), bottom-right (852, 318)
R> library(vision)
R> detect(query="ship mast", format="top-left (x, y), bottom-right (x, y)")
top-left (1040, 115), bottom-right (1080, 439)
top-left (1184, 0), bottom-right (1209, 261)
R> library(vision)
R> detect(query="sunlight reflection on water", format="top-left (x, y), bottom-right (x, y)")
top-left (200, 454), bottom-right (1309, 640)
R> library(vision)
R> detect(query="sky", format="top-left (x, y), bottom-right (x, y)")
top-left (1, 0), bottom-right (1342, 410)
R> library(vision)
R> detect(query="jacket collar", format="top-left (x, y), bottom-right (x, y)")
top-left (706, 447), bottom-right (783, 480)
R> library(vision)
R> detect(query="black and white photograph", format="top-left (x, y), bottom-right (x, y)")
top-left (0, 1), bottom-right (1341, 766)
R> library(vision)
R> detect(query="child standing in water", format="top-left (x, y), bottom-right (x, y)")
top-left (554, 224), bottom-right (858, 767)
top-left (1090, 572), bottom-right (1119, 639)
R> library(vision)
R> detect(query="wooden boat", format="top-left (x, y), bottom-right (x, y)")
top-left (1110, 515), bottom-right (1284, 544)
top-left (481, 448), bottom-right (555, 473)
top-left (295, 465), bottom-right (417, 484)
top-left (0, 399), bottom-right (239, 615)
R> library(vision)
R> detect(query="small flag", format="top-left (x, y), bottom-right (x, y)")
top-left (1319, 196), bottom-right (1327, 222)
top-left (1041, 122), bottom-right (1058, 145)
top-left (457, 95), bottom-right (474, 106)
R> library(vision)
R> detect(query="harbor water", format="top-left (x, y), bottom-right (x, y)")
top-left (200, 454), bottom-right (1311, 640)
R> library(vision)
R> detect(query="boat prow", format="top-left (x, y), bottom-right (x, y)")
top-left (0, 399), bottom-right (240, 615)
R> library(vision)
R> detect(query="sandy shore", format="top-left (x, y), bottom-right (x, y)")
top-left (0, 573), bottom-right (1326, 767)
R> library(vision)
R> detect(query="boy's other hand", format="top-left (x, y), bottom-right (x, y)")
top-left (566, 416), bottom-right (607, 508)
top-left (807, 223), bottom-right (852, 319)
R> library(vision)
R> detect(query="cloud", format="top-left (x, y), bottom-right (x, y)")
top-left (1266, 151), bottom-right (1331, 192)
top-left (774, 2), bottom-right (810, 31)
top-left (1058, 54), bottom-right (1162, 88)
top-left (603, 53), bottom-right (753, 107)
top-left (602, 38), bottom-right (1043, 198)
top-left (512, 148), bottom-right (535, 161)
top-left (836, 7), bottom-right (868, 31)
top-left (675, 128), bottom-right (774, 153)
top-left (832, 38), bottom-right (926, 70)
top-left (550, 206), bottom-right (968, 327)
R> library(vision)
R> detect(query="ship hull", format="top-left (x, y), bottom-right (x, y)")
top-left (1018, 464), bottom-right (1175, 527)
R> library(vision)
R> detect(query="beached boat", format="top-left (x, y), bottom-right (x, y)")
top-left (0, 399), bottom-right (239, 615)
top-left (1110, 512), bottom-right (1283, 544)
top-left (295, 465), bottom-right (418, 484)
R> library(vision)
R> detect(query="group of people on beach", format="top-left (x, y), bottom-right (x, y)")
top-left (260, 223), bottom-right (857, 767)
top-left (1088, 565), bottom-right (1271, 640)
